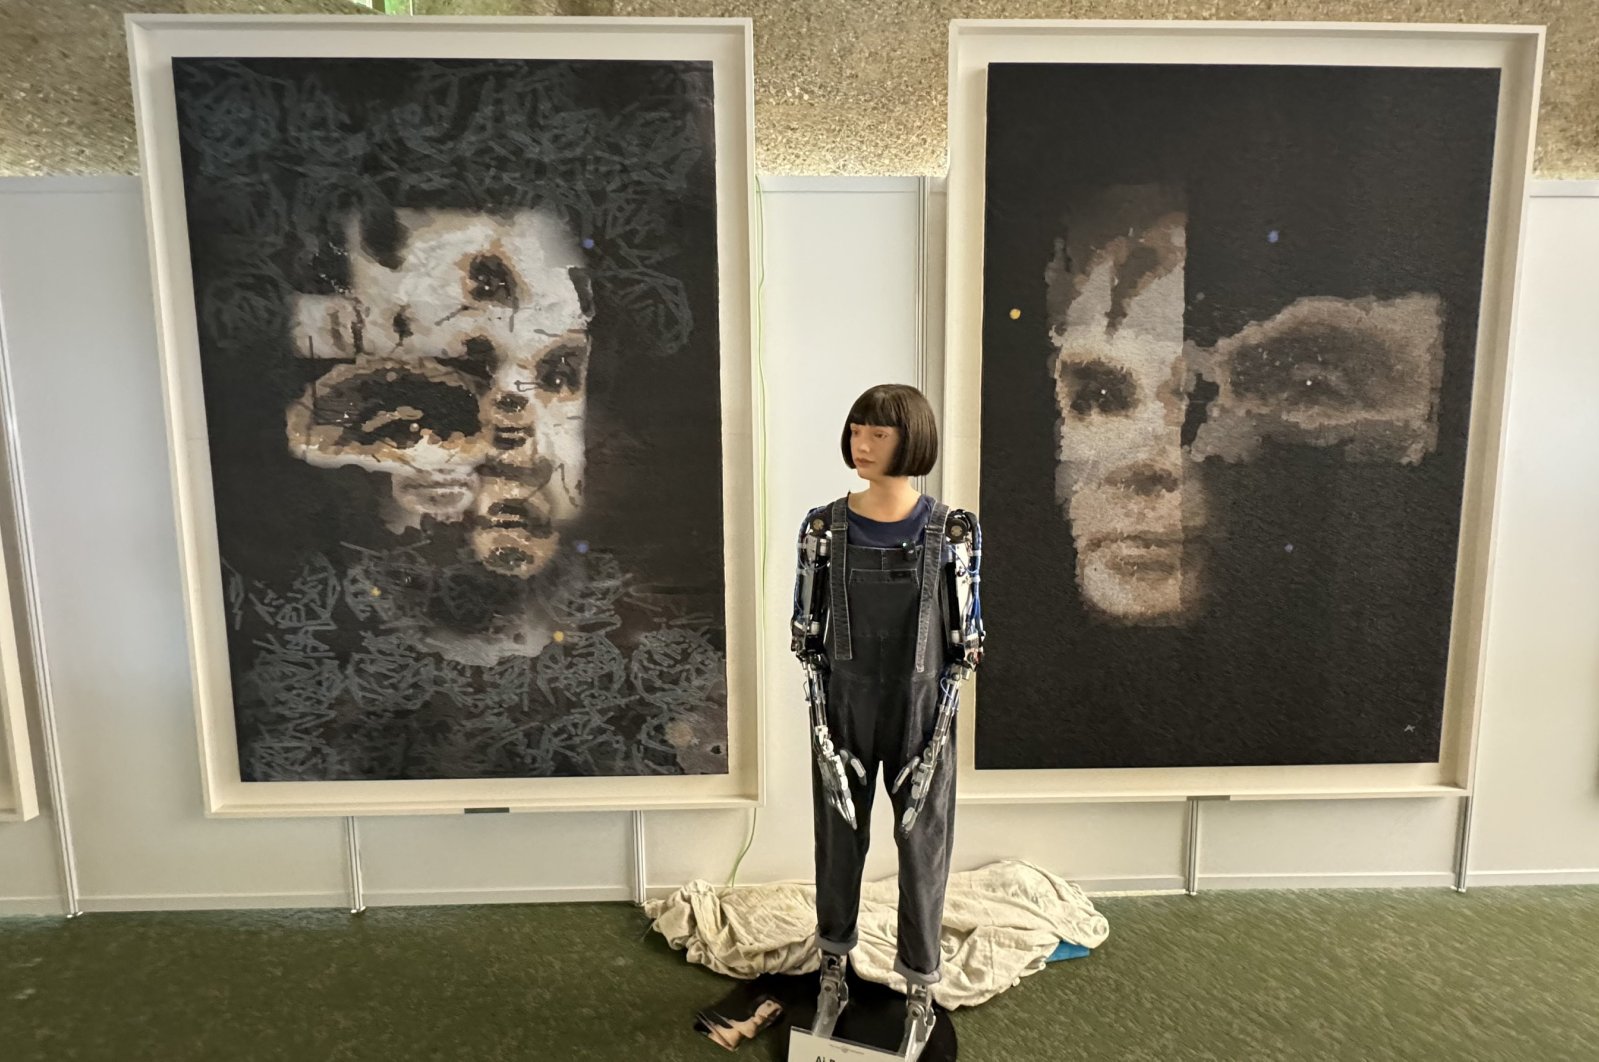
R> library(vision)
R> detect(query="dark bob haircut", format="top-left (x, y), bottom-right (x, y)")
top-left (840, 384), bottom-right (939, 477)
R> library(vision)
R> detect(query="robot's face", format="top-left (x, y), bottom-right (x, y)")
top-left (1047, 205), bottom-right (1208, 625)
top-left (286, 208), bottom-right (594, 579)
top-left (849, 423), bottom-right (901, 480)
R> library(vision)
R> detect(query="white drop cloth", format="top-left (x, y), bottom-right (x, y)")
top-left (643, 858), bottom-right (1109, 1009)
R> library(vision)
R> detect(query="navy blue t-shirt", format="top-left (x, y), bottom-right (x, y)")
top-left (846, 494), bottom-right (933, 549)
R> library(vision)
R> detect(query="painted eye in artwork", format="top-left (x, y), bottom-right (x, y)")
top-left (467, 253), bottom-right (518, 306)
top-left (1230, 325), bottom-right (1381, 410)
top-left (539, 363), bottom-right (576, 392)
top-left (311, 367), bottom-right (480, 447)
top-left (534, 342), bottom-right (587, 394)
top-left (1059, 358), bottom-right (1136, 417)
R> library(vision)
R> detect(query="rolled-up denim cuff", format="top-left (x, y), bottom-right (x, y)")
top-left (894, 956), bottom-right (941, 986)
top-left (818, 935), bottom-right (856, 956)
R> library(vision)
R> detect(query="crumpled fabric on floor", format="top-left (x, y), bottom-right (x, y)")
top-left (643, 858), bottom-right (1110, 1009)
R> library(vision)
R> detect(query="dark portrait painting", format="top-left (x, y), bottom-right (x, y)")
top-left (976, 63), bottom-right (1500, 770)
top-left (172, 57), bottom-right (727, 781)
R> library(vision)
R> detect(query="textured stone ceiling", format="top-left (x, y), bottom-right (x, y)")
top-left (2, 0), bottom-right (1593, 176)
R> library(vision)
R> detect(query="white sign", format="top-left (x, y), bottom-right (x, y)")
top-left (788, 1028), bottom-right (902, 1060)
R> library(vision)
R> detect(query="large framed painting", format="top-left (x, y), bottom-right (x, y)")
top-left (945, 21), bottom-right (1542, 801)
top-left (0, 490), bottom-right (38, 822)
top-left (127, 15), bottom-right (758, 816)
top-left (0, 321), bottom-right (38, 822)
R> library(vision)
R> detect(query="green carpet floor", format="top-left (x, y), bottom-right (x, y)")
top-left (2, 886), bottom-right (1596, 1061)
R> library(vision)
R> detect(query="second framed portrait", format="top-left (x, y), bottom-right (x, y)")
top-left (945, 20), bottom-right (1543, 801)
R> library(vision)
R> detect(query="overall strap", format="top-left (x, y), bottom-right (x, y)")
top-left (827, 497), bottom-right (853, 661)
top-left (913, 501), bottom-right (952, 674)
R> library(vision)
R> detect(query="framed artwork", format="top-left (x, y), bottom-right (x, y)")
top-left (0, 308), bottom-right (38, 822)
top-left (0, 497), bottom-right (38, 822)
top-left (127, 15), bottom-right (759, 816)
top-left (945, 21), bottom-right (1543, 801)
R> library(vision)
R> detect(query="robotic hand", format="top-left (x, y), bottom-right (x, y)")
top-left (890, 662), bottom-right (969, 836)
top-left (803, 657), bottom-right (866, 829)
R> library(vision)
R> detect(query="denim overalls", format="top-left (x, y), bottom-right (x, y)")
top-left (812, 495), bottom-right (957, 987)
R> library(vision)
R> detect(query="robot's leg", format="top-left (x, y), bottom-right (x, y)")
top-left (812, 949), bottom-right (851, 1038)
top-left (897, 982), bottom-right (936, 1060)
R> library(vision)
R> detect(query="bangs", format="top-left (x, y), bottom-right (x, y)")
top-left (847, 386), bottom-right (914, 430)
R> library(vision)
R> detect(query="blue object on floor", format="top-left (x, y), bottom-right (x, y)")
top-left (1046, 941), bottom-right (1092, 962)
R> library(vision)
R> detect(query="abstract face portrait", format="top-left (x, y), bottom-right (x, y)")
top-left (173, 57), bottom-right (729, 781)
top-left (289, 209), bottom-right (593, 580)
top-left (1043, 184), bottom-right (1447, 626)
top-left (1043, 184), bottom-right (1203, 624)
top-left (976, 63), bottom-right (1499, 771)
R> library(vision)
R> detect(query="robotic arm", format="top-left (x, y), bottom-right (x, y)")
top-left (892, 509), bottom-right (985, 835)
top-left (792, 507), bottom-right (867, 830)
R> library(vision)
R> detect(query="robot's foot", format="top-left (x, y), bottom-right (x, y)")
top-left (811, 951), bottom-right (851, 1039)
top-left (896, 983), bottom-right (936, 1061)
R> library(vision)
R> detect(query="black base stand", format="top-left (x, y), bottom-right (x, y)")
top-left (753, 968), bottom-right (958, 1060)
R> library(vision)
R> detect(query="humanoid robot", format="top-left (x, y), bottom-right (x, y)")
top-left (790, 385), bottom-right (986, 1061)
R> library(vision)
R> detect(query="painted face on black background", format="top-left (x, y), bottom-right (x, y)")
top-left (1046, 187), bottom-right (1445, 626)
top-left (287, 207), bottom-right (594, 579)
top-left (1046, 194), bottom-right (1207, 625)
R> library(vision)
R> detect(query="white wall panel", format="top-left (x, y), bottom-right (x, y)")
top-left (1466, 185), bottom-right (1599, 884)
top-left (1, 176), bottom-right (1594, 915)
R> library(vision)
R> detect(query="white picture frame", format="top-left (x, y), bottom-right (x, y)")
top-left (127, 14), bottom-right (760, 817)
top-left (0, 285), bottom-right (39, 823)
top-left (944, 20), bottom-right (1544, 803)
top-left (0, 508), bottom-right (38, 823)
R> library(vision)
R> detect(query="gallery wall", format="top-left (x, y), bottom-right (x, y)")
top-left (0, 175), bottom-right (1596, 915)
